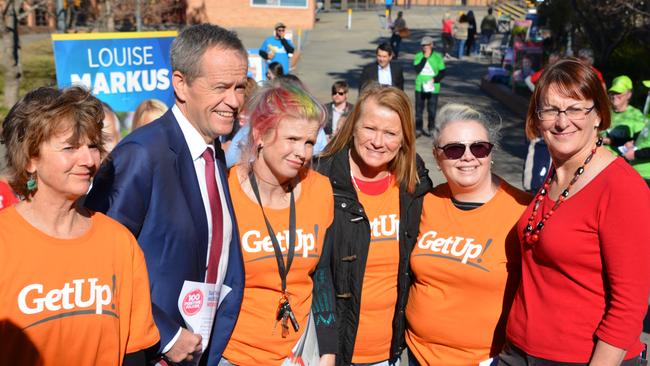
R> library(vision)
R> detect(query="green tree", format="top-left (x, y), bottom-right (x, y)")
top-left (539, 0), bottom-right (650, 68)
top-left (1, 0), bottom-right (24, 107)
top-left (570, 0), bottom-right (650, 67)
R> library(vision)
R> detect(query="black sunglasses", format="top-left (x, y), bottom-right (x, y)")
top-left (333, 91), bottom-right (346, 96)
top-left (436, 141), bottom-right (494, 159)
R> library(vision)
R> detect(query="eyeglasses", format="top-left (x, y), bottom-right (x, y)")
top-left (435, 141), bottom-right (494, 159)
top-left (333, 91), bottom-right (347, 96)
top-left (276, 28), bottom-right (286, 32)
top-left (536, 105), bottom-right (595, 121)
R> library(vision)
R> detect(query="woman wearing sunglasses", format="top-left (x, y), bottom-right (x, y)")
top-left (500, 59), bottom-right (650, 366)
top-left (406, 103), bottom-right (530, 366)
top-left (316, 84), bottom-right (432, 366)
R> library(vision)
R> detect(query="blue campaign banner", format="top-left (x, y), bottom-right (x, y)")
top-left (51, 31), bottom-right (177, 112)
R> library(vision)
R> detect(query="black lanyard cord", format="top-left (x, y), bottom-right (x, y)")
top-left (248, 171), bottom-right (296, 293)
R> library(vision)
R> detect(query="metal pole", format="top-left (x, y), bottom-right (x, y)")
top-left (56, 0), bottom-right (65, 31)
top-left (385, 8), bottom-right (390, 29)
top-left (136, 0), bottom-right (142, 31)
top-left (347, 8), bottom-right (352, 29)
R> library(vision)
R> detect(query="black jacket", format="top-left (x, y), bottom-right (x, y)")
top-left (314, 147), bottom-right (432, 365)
top-left (359, 61), bottom-right (405, 93)
top-left (323, 102), bottom-right (355, 135)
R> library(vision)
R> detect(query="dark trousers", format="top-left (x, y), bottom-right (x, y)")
top-left (498, 342), bottom-right (646, 366)
top-left (415, 91), bottom-right (439, 132)
top-left (442, 32), bottom-right (454, 55)
top-left (390, 33), bottom-right (402, 58)
top-left (466, 33), bottom-right (477, 55)
top-left (482, 30), bottom-right (495, 44)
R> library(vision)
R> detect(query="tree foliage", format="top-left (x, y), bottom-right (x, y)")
top-left (539, 0), bottom-right (650, 67)
top-left (570, 0), bottom-right (650, 67)
top-left (1, 0), bottom-right (25, 107)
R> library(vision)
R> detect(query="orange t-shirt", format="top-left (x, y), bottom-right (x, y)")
top-left (406, 181), bottom-right (530, 366)
top-left (0, 206), bottom-right (159, 366)
top-left (352, 181), bottom-right (400, 363)
top-left (224, 166), bottom-right (334, 365)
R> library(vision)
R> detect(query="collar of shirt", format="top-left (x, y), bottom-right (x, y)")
top-left (377, 63), bottom-right (392, 85)
top-left (378, 63), bottom-right (391, 72)
top-left (172, 104), bottom-right (212, 160)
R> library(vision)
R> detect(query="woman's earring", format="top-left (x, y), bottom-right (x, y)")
top-left (26, 173), bottom-right (37, 192)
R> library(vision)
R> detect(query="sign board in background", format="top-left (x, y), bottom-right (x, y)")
top-left (247, 48), bottom-right (267, 83)
top-left (51, 31), bottom-right (177, 112)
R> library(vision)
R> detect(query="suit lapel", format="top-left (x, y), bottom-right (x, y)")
top-left (164, 112), bottom-right (209, 275)
top-left (391, 62), bottom-right (398, 86)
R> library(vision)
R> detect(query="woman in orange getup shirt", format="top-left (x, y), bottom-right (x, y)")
top-left (0, 87), bottom-right (159, 366)
top-left (222, 79), bottom-right (336, 365)
top-left (316, 85), bottom-right (432, 366)
top-left (406, 103), bottom-right (530, 366)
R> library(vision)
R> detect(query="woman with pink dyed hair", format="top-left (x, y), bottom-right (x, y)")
top-left (221, 79), bottom-right (336, 366)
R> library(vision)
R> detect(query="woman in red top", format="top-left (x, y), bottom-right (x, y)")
top-left (441, 12), bottom-right (455, 58)
top-left (501, 58), bottom-right (650, 365)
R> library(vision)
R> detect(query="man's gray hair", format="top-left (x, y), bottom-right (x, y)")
top-left (432, 103), bottom-right (502, 147)
top-left (171, 23), bottom-right (247, 84)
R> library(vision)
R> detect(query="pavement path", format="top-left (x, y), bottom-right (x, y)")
top-left (239, 6), bottom-right (528, 189)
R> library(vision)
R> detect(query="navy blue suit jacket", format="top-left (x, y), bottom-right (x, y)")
top-left (85, 109), bottom-right (244, 364)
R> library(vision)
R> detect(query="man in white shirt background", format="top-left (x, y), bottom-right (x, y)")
top-left (359, 43), bottom-right (404, 93)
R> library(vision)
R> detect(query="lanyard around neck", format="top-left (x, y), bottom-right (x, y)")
top-left (248, 171), bottom-right (296, 293)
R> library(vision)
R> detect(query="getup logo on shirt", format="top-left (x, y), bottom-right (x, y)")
top-left (241, 225), bottom-right (321, 262)
top-left (369, 214), bottom-right (399, 242)
top-left (17, 276), bottom-right (117, 328)
top-left (415, 230), bottom-right (493, 272)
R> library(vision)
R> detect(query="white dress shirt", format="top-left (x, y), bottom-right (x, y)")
top-left (377, 63), bottom-right (393, 86)
top-left (163, 105), bottom-right (233, 352)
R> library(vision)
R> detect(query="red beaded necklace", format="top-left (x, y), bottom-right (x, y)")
top-left (523, 137), bottom-right (603, 247)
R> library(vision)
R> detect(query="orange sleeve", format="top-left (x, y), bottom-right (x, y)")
top-left (125, 236), bottom-right (160, 353)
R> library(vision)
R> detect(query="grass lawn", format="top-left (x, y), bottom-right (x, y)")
top-left (0, 37), bottom-right (57, 117)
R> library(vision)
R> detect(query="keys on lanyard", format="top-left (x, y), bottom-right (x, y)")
top-left (249, 172), bottom-right (299, 339)
top-left (276, 292), bottom-right (299, 338)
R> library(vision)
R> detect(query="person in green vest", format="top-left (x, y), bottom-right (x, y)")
top-left (622, 80), bottom-right (650, 187)
top-left (413, 36), bottom-right (445, 138)
top-left (603, 75), bottom-right (645, 155)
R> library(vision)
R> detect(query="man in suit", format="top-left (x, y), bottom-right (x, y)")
top-left (359, 43), bottom-right (404, 93)
top-left (85, 24), bottom-right (247, 365)
top-left (323, 80), bottom-right (354, 138)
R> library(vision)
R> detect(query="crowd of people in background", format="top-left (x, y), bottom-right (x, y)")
top-left (1, 6), bottom-right (650, 366)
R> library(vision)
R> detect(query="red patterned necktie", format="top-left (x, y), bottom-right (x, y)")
top-left (202, 148), bottom-right (223, 284)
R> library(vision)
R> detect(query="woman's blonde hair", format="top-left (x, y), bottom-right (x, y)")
top-left (321, 84), bottom-right (418, 192)
top-left (132, 99), bottom-right (168, 131)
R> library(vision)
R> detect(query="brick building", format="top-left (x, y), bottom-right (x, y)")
top-left (16, 0), bottom-right (493, 31)
top-left (187, 0), bottom-right (318, 30)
